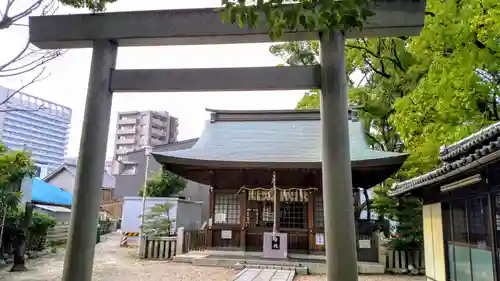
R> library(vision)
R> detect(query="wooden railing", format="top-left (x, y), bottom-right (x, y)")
top-left (139, 236), bottom-right (177, 260)
top-left (386, 249), bottom-right (425, 274)
top-left (183, 229), bottom-right (206, 252)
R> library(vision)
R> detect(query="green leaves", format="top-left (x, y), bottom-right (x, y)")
top-left (220, 0), bottom-right (375, 40)
top-left (140, 203), bottom-right (174, 236)
top-left (138, 170), bottom-right (187, 198)
top-left (266, 0), bottom-right (500, 250)
top-left (58, 0), bottom-right (117, 12)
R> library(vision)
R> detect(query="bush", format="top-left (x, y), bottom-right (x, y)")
top-left (1, 208), bottom-right (57, 253)
top-left (29, 212), bottom-right (57, 251)
top-left (99, 219), bottom-right (112, 235)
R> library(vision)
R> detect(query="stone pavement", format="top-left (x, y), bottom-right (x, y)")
top-left (0, 231), bottom-right (424, 281)
top-left (233, 268), bottom-right (295, 281)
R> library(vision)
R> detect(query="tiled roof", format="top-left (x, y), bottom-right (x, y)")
top-left (154, 109), bottom-right (407, 168)
top-left (439, 122), bottom-right (500, 163)
top-left (390, 121), bottom-right (500, 196)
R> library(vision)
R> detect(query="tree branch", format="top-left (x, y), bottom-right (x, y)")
top-left (362, 55), bottom-right (391, 79)
top-left (0, 68), bottom-right (48, 109)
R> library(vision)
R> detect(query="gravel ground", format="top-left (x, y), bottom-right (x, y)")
top-left (0, 232), bottom-right (236, 281)
top-left (0, 232), bottom-right (424, 281)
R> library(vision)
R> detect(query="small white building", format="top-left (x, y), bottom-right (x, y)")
top-left (33, 204), bottom-right (71, 222)
top-left (121, 196), bottom-right (203, 242)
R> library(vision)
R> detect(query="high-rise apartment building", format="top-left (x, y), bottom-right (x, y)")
top-left (0, 86), bottom-right (71, 176)
top-left (113, 111), bottom-right (178, 162)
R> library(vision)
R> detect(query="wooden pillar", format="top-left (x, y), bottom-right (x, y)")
top-left (240, 190), bottom-right (247, 250)
top-left (275, 189), bottom-right (281, 232)
top-left (308, 190), bottom-right (315, 254)
top-left (207, 186), bottom-right (214, 248)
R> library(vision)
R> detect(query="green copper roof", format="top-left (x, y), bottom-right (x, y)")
top-left (153, 109), bottom-right (407, 170)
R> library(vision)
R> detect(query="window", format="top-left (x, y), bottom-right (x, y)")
top-left (121, 163), bottom-right (136, 175)
top-left (314, 196), bottom-right (324, 228)
top-left (452, 200), bottom-right (468, 243)
top-left (443, 197), bottom-right (494, 281)
top-left (468, 198), bottom-right (490, 248)
top-left (280, 201), bottom-right (307, 229)
top-left (214, 194), bottom-right (240, 224)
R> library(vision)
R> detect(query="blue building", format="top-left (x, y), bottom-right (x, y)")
top-left (0, 86), bottom-right (71, 175)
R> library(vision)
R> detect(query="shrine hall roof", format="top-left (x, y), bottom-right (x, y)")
top-left (153, 109), bottom-right (407, 171)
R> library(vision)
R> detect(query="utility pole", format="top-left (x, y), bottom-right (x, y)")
top-left (138, 145), bottom-right (153, 253)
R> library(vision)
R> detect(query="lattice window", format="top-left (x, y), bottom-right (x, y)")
top-left (214, 194), bottom-right (240, 224)
top-left (280, 202), bottom-right (307, 229)
top-left (314, 196), bottom-right (324, 228)
top-left (246, 201), bottom-right (274, 228)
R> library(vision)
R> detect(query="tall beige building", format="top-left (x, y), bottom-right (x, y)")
top-left (113, 110), bottom-right (178, 162)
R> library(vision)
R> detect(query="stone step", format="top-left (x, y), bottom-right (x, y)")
top-left (233, 268), bottom-right (295, 281)
top-left (244, 259), bottom-right (301, 267)
top-left (233, 263), bottom-right (308, 275)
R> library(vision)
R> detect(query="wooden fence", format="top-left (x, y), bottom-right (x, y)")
top-left (46, 220), bottom-right (118, 246)
top-left (139, 236), bottom-right (177, 260)
top-left (386, 249), bottom-right (425, 273)
top-left (46, 222), bottom-right (70, 245)
top-left (183, 229), bottom-right (206, 253)
top-left (100, 201), bottom-right (123, 218)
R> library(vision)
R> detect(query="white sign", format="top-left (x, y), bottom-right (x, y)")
top-left (359, 239), bottom-right (371, 249)
top-left (221, 230), bottom-right (232, 239)
top-left (315, 233), bottom-right (325, 246)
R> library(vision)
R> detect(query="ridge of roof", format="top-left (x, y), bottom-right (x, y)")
top-left (43, 162), bottom-right (116, 188)
top-left (206, 108), bottom-right (360, 123)
top-left (120, 138), bottom-right (200, 156)
top-left (43, 165), bottom-right (71, 182)
top-left (439, 121), bottom-right (500, 162)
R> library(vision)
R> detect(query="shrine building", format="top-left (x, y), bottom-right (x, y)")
top-left (390, 122), bottom-right (500, 281)
top-left (153, 108), bottom-right (407, 256)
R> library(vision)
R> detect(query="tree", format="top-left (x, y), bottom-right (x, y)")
top-left (140, 203), bottom-right (174, 237)
top-left (138, 170), bottom-right (187, 198)
top-left (0, 144), bottom-right (36, 271)
top-left (261, 0), bottom-right (500, 250)
top-left (221, 0), bottom-right (375, 40)
top-left (0, 0), bottom-right (116, 111)
top-left (1, 0), bottom-right (62, 109)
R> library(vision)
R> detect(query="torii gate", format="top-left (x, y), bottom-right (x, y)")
top-left (28, 2), bottom-right (426, 281)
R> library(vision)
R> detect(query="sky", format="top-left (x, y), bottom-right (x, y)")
top-left (0, 0), bottom-right (306, 159)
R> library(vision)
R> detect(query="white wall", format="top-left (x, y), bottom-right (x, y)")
top-left (46, 169), bottom-right (76, 193)
top-left (121, 197), bottom-right (178, 234)
top-left (176, 200), bottom-right (203, 230)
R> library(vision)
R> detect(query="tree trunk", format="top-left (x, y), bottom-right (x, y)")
top-left (10, 202), bottom-right (33, 272)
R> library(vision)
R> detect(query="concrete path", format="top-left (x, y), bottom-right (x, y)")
top-left (233, 268), bottom-right (295, 281)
